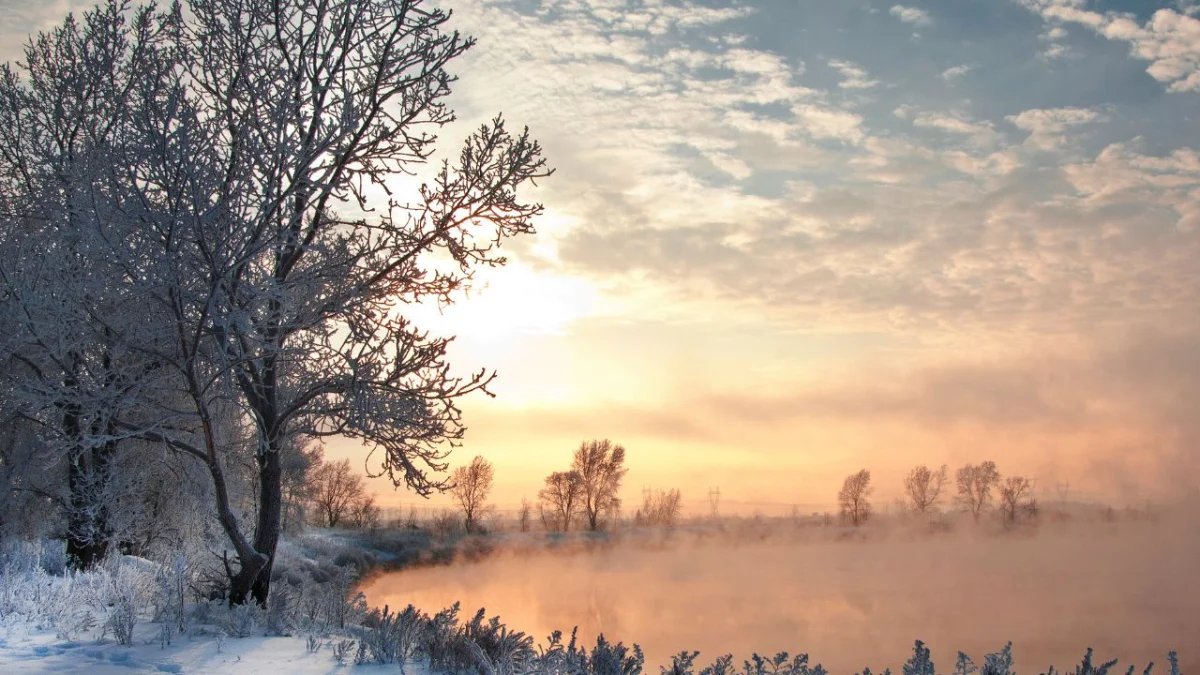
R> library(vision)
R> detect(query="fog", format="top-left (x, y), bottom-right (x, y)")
top-left (362, 513), bottom-right (1200, 674)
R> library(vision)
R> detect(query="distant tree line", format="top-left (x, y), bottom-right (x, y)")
top-left (836, 461), bottom-right (1038, 528)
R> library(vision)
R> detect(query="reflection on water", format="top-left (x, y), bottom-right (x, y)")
top-left (361, 521), bottom-right (1199, 674)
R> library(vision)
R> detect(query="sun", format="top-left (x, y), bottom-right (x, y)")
top-left (411, 261), bottom-right (600, 347)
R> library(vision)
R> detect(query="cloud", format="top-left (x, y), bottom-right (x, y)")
top-left (1006, 106), bottom-right (1102, 150)
top-left (940, 64), bottom-right (973, 82)
top-left (1019, 2), bottom-right (1200, 91)
top-left (792, 104), bottom-right (866, 144)
top-left (828, 59), bottom-right (880, 89)
top-left (912, 111), bottom-right (1000, 146)
top-left (890, 5), bottom-right (933, 27)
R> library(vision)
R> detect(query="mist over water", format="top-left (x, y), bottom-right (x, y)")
top-left (362, 514), bottom-right (1200, 675)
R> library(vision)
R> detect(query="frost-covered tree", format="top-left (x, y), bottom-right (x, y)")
top-left (571, 439), bottom-right (627, 531)
top-left (0, 2), bottom-right (182, 567)
top-left (838, 469), bottom-right (873, 526)
top-left (0, 0), bottom-right (548, 603)
top-left (955, 462), bottom-right (1001, 522)
top-left (448, 455), bottom-right (493, 533)
top-left (635, 487), bottom-right (682, 528)
top-left (904, 464), bottom-right (949, 517)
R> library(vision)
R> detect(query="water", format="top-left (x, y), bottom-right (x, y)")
top-left (361, 520), bottom-right (1200, 674)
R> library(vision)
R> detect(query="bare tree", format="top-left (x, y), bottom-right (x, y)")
top-left (518, 498), bottom-right (531, 533)
top-left (0, 0), bottom-right (549, 603)
top-left (904, 464), bottom-right (949, 517)
top-left (448, 456), bottom-right (494, 533)
top-left (955, 461), bottom-right (1001, 522)
top-left (281, 440), bottom-right (324, 532)
top-left (571, 439), bottom-right (628, 531)
top-left (838, 469), bottom-right (873, 526)
top-left (348, 494), bottom-right (382, 532)
top-left (998, 476), bottom-right (1038, 527)
top-left (311, 459), bottom-right (366, 528)
top-left (538, 471), bottom-right (582, 532)
top-left (634, 487), bottom-right (682, 528)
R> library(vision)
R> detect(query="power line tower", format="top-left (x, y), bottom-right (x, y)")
top-left (1056, 480), bottom-right (1070, 505)
top-left (708, 486), bottom-right (721, 518)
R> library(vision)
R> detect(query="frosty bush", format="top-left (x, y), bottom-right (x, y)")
top-left (98, 556), bottom-right (154, 645)
top-left (295, 565), bottom-right (365, 630)
top-left (216, 603), bottom-right (262, 638)
top-left (904, 642), bottom-right (935, 675)
top-left (331, 638), bottom-right (355, 665)
top-left (264, 582), bottom-right (300, 636)
top-left (982, 643), bottom-right (1014, 675)
top-left (354, 603), bottom-right (427, 665)
top-left (743, 653), bottom-right (829, 675)
top-left (589, 634), bottom-right (646, 675)
top-left (152, 553), bottom-right (191, 641)
top-left (528, 627), bottom-right (644, 675)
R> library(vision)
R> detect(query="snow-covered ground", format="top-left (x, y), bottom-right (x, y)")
top-left (0, 626), bottom-right (405, 674)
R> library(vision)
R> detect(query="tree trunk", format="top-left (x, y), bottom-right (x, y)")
top-left (63, 386), bottom-right (116, 570)
top-left (249, 442), bottom-right (282, 606)
top-left (66, 443), bottom-right (115, 569)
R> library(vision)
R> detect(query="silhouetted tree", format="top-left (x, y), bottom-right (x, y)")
top-left (955, 461), bottom-right (1001, 522)
top-left (348, 494), bottom-right (382, 531)
top-left (839, 469), bottom-right (873, 526)
top-left (572, 439), bottom-right (628, 531)
top-left (281, 441), bottom-right (324, 532)
top-left (311, 460), bottom-right (366, 528)
top-left (538, 471), bottom-right (582, 532)
top-left (448, 456), bottom-right (494, 533)
top-left (518, 498), bottom-right (532, 533)
top-left (905, 464), bottom-right (949, 517)
top-left (998, 476), bottom-right (1037, 527)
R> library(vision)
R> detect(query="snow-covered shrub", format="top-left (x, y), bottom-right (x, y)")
top-left (331, 638), bottom-right (355, 665)
top-left (424, 603), bottom-right (537, 675)
top-left (216, 602), bottom-right (261, 638)
top-left (152, 553), bottom-right (191, 640)
top-left (105, 590), bottom-right (138, 646)
top-left (699, 655), bottom-right (735, 675)
top-left (353, 603), bottom-right (426, 665)
top-left (904, 641), bottom-right (935, 675)
top-left (529, 628), bottom-right (644, 675)
top-left (0, 539), bottom-right (69, 618)
top-left (294, 564), bottom-right (365, 630)
top-left (425, 603), bottom-right (474, 674)
top-left (663, 651), bottom-right (702, 675)
top-left (741, 652), bottom-right (828, 675)
top-left (264, 581), bottom-right (300, 636)
top-left (590, 634), bottom-right (646, 675)
top-left (982, 643), bottom-right (1014, 675)
top-left (1041, 648), bottom-right (1122, 675)
top-left (98, 555), bottom-right (154, 646)
top-left (531, 628), bottom-right (590, 675)
top-left (462, 607), bottom-right (536, 675)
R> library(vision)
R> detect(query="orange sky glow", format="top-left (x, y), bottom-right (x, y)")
top-left (7, 0), bottom-right (1199, 517)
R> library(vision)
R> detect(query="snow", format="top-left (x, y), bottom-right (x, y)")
top-left (0, 623), bottom-right (420, 674)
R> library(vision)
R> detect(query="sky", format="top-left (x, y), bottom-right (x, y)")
top-left (3, 0), bottom-right (1200, 514)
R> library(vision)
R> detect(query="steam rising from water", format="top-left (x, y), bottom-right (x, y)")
top-left (362, 515), bottom-right (1200, 674)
